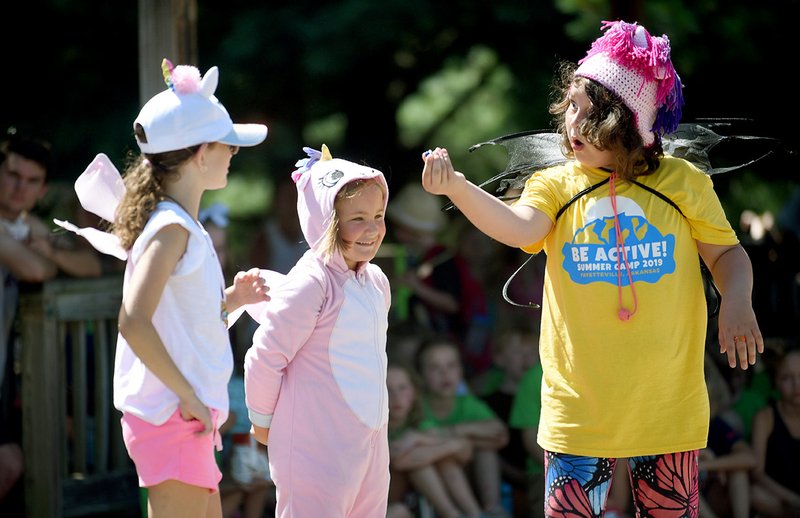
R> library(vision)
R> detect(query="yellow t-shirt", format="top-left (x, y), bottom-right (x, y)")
top-left (515, 156), bottom-right (738, 457)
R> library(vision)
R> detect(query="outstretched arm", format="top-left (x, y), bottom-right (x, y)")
top-left (697, 241), bottom-right (763, 369)
top-left (421, 148), bottom-right (552, 248)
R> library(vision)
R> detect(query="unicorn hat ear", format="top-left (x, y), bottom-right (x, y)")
top-left (200, 66), bottom-right (219, 98)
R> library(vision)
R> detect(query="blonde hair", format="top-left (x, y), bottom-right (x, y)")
top-left (317, 178), bottom-right (386, 263)
top-left (112, 128), bottom-right (200, 249)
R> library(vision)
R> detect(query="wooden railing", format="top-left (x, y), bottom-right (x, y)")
top-left (19, 276), bottom-right (138, 518)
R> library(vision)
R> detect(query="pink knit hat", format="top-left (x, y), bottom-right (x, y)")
top-left (575, 20), bottom-right (684, 147)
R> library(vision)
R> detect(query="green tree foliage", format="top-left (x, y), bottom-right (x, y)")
top-left (2, 0), bottom-right (797, 230)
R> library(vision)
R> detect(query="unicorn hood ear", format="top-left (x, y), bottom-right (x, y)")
top-left (290, 144), bottom-right (388, 251)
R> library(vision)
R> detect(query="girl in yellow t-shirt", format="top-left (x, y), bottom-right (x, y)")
top-left (419, 20), bottom-right (763, 517)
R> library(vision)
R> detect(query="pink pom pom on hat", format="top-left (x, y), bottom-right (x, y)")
top-left (575, 20), bottom-right (684, 147)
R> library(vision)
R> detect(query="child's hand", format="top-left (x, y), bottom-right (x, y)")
top-left (450, 436), bottom-right (474, 464)
top-left (251, 424), bottom-right (270, 445)
top-left (178, 393), bottom-right (213, 436)
top-left (717, 298), bottom-right (763, 370)
top-left (227, 268), bottom-right (270, 312)
top-left (421, 147), bottom-right (465, 197)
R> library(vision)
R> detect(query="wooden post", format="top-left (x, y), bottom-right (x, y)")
top-left (20, 287), bottom-right (65, 518)
top-left (137, 0), bottom-right (198, 105)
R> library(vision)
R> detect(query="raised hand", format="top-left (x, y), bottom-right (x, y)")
top-left (421, 147), bottom-right (466, 197)
top-left (227, 267), bottom-right (270, 312)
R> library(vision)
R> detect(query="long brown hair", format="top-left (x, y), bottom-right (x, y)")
top-left (111, 124), bottom-right (200, 249)
top-left (387, 361), bottom-right (425, 429)
top-left (549, 61), bottom-right (664, 181)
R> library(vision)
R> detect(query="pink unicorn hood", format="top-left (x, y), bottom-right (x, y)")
top-left (291, 145), bottom-right (388, 251)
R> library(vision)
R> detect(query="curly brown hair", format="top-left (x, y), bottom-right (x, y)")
top-left (111, 124), bottom-right (200, 249)
top-left (549, 61), bottom-right (664, 181)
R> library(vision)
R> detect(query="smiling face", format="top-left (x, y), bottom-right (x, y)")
top-left (335, 181), bottom-right (386, 270)
top-left (565, 83), bottom-right (616, 170)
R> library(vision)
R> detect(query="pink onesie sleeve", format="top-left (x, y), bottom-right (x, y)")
top-left (243, 263), bottom-right (326, 426)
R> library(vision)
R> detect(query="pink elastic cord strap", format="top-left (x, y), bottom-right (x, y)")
top-left (609, 172), bottom-right (637, 321)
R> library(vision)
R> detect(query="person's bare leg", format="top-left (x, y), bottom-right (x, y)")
top-left (242, 481), bottom-right (273, 518)
top-left (386, 502), bottom-right (414, 518)
top-left (472, 448), bottom-right (502, 512)
top-left (408, 465), bottom-right (464, 518)
top-left (220, 485), bottom-right (243, 518)
top-left (750, 483), bottom-right (785, 517)
top-left (726, 470), bottom-right (750, 518)
top-left (147, 479), bottom-right (213, 518)
top-left (437, 459), bottom-right (483, 517)
top-left (205, 490), bottom-right (222, 518)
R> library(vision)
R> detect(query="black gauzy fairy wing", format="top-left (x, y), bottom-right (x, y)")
top-left (446, 120), bottom-right (781, 211)
top-left (470, 129), bottom-right (568, 194)
top-left (454, 119), bottom-right (781, 309)
top-left (442, 130), bottom-right (568, 211)
top-left (663, 119), bottom-right (780, 175)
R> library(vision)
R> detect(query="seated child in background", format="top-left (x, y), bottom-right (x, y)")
top-left (219, 371), bottom-right (274, 518)
top-left (698, 352), bottom-right (756, 518)
top-left (750, 341), bottom-right (800, 518)
top-left (473, 327), bottom-right (540, 517)
top-left (387, 362), bottom-right (483, 518)
top-left (508, 359), bottom-right (545, 518)
top-left (727, 337), bottom-right (794, 441)
top-left (414, 338), bottom-right (510, 518)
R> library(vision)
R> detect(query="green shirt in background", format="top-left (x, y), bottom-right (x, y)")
top-left (419, 393), bottom-right (497, 430)
top-left (509, 363), bottom-right (544, 475)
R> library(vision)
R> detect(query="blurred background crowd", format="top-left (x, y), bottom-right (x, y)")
top-left (2, 1), bottom-right (799, 517)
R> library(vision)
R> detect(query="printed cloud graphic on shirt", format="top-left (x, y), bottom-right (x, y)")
top-left (561, 195), bottom-right (676, 286)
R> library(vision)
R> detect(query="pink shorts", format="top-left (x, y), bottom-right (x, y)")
top-left (121, 408), bottom-right (222, 492)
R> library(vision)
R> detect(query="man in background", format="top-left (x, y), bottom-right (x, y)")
top-left (0, 130), bottom-right (101, 512)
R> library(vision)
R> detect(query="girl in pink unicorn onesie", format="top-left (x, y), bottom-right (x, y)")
top-left (244, 144), bottom-right (392, 517)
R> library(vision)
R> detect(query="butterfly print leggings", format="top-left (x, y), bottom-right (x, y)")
top-left (542, 450), bottom-right (699, 517)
